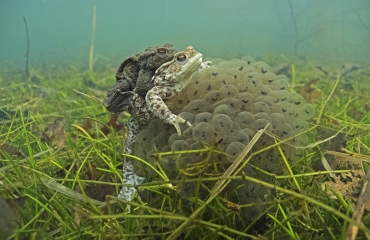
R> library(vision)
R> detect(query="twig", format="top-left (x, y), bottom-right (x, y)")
top-left (287, 0), bottom-right (299, 56)
top-left (353, 9), bottom-right (370, 33)
top-left (40, 177), bottom-right (106, 207)
top-left (23, 17), bottom-right (30, 78)
top-left (89, 6), bottom-right (97, 71)
top-left (345, 168), bottom-right (370, 240)
top-left (72, 89), bottom-right (103, 103)
top-left (316, 75), bottom-right (340, 125)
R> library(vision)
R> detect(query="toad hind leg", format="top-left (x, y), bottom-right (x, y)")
top-left (119, 111), bottom-right (145, 202)
top-left (146, 86), bottom-right (191, 135)
top-left (118, 93), bottom-right (150, 203)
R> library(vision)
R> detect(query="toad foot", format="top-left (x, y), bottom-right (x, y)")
top-left (168, 113), bottom-right (192, 135)
top-left (200, 61), bottom-right (212, 69)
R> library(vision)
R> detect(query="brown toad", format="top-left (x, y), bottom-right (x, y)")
top-left (103, 43), bottom-right (177, 113)
top-left (119, 46), bottom-right (211, 201)
top-left (124, 46), bottom-right (210, 154)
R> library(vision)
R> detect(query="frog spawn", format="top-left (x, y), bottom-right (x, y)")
top-left (133, 56), bottom-right (315, 222)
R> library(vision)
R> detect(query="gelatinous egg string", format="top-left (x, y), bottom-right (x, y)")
top-left (133, 56), bottom-right (315, 222)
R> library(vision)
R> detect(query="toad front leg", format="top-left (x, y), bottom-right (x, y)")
top-left (146, 86), bottom-right (191, 134)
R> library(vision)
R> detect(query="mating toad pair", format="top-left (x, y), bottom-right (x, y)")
top-left (104, 44), bottom-right (211, 201)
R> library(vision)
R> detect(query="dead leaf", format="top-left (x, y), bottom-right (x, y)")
top-left (100, 113), bottom-right (124, 136)
top-left (0, 144), bottom-right (23, 158)
top-left (323, 170), bottom-right (364, 199)
top-left (84, 167), bottom-right (115, 202)
top-left (41, 118), bottom-right (67, 148)
top-left (315, 66), bottom-right (329, 75)
top-left (301, 78), bottom-right (321, 102)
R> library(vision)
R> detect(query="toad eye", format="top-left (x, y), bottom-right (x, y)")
top-left (156, 48), bottom-right (167, 58)
top-left (176, 54), bottom-right (188, 64)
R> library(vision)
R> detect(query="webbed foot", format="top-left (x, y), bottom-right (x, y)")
top-left (168, 113), bottom-right (192, 135)
top-left (200, 61), bottom-right (212, 69)
top-left (118, 159), bottom-right (145, 209)
top-left (104, 89), bottom-right (134, 113)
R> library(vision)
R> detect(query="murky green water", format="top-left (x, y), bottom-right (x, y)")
top-left (1, 1), bottom-right (370, 238)
top-left (1, 0), bottom-right (369, 66)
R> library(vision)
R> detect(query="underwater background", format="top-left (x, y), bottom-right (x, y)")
top-left (1, 0), bottom-right (370, 66)
top-left (1, 1), bottom-right (370, 239)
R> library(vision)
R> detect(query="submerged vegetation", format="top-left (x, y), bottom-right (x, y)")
top-left (1, 56), bottom-right (370, 239)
